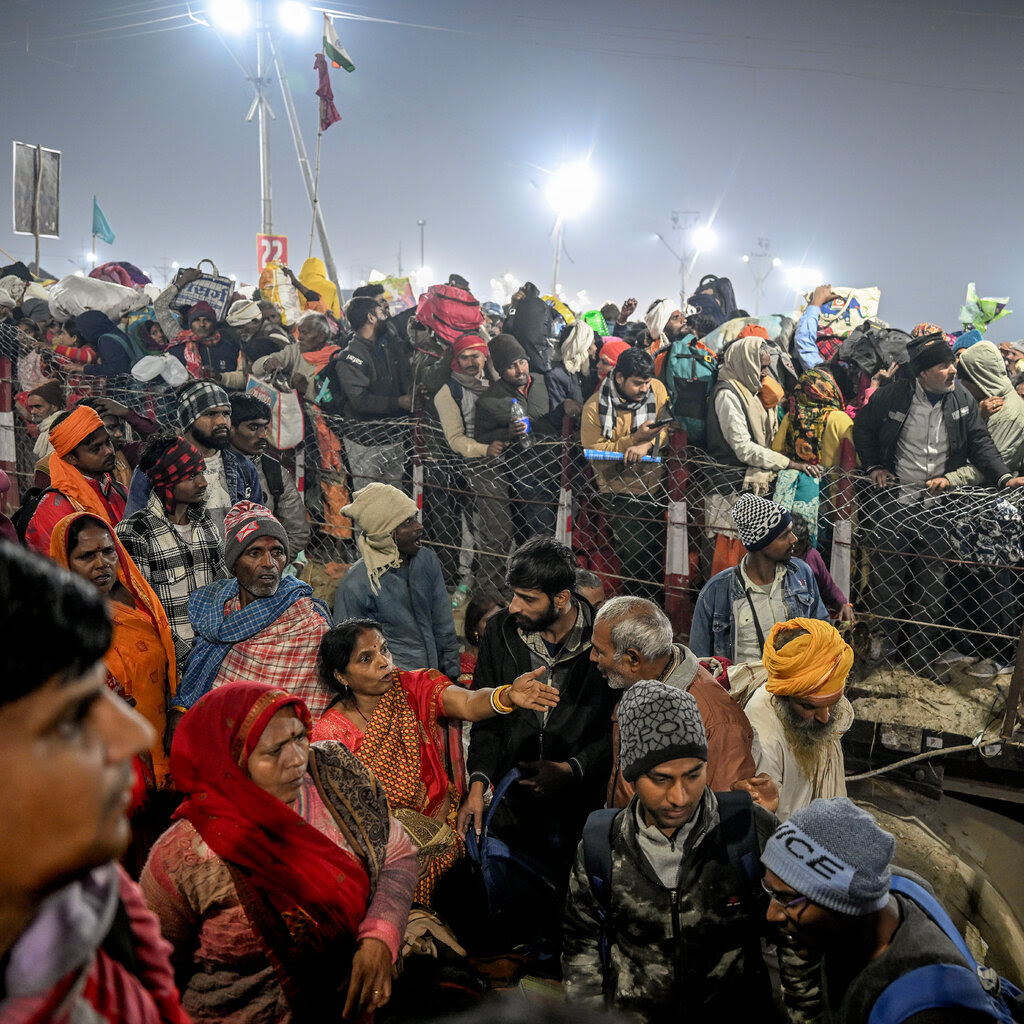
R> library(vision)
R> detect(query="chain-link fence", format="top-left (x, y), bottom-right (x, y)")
top-left (3, 316), bottom-right (1022, 679)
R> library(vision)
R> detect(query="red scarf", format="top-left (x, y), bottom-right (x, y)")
top-left (171, 683), bottom-right (370, 953)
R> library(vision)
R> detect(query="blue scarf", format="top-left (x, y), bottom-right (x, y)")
top-left (178, 576), bottom-right (329, 707)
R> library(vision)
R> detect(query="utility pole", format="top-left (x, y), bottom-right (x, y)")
top-left (417, 219), bottom-right (425, 269)
top-left (551, 219), bottom-right (565, 295)
top-left (245, 0), bottom-right (274, 235)
top-left (741, 237), bottom-right (780, 315)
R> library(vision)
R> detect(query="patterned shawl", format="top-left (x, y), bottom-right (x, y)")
top-left (781, 367), bottom-right (845, 464)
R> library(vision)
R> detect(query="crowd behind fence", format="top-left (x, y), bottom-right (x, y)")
top-left (3, 340), bottom-right (1022, 677)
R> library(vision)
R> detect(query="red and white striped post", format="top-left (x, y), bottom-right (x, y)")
top-left (0, 357), bottom-right (19, 510)
top-left (663, 428), bottom-right (691, 637)
top-left (555, 415), bottom-right (574, 548)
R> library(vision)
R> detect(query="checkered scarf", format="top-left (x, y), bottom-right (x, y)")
top-left (595, 370), bottom-right (658, 439)
top-left (148, 438), bottom-right (205, 515)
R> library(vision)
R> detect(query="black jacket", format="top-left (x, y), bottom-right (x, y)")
top-left (474, 375), bottom-right (555, 445)
top-left (853, 373), bottom-right (1010, 486)
top-left (334, 328), bottom-right (413, 420)
top-left (504, 283), bottom-right (554, 374)
top-left (467, 602), bottom-right (618, 805)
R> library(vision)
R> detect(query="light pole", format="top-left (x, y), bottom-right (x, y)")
top-left (741, 238), bottom-right (781, 314)
top-left (417, 219), bottom-right (426, 270)
top-left (545, 160), bottom-right (597, 295)
top-left (656, 214), bottom-right (717, 308)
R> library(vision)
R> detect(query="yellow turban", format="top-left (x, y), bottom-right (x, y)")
top-left (763, 618), bottom-right (852, 703)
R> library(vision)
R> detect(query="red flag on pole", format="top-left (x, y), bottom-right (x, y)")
top-left (314, 53), bottom-right (342, 131)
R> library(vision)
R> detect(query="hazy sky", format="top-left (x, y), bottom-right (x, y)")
top-left (2, 0), bottom-right (1023, 334)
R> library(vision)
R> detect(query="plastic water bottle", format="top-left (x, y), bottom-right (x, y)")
top-left (451, 582), bottom-right (470, 611)
top-left (510, 398), bottom-right (533, 449)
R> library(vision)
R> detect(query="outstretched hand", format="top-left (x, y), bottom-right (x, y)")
top-left (732, 773), bottom-right (779, 814)
top-left (507, 667), bottom-right (560, 711)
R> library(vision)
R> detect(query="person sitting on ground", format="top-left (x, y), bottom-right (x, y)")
top-left (790, 511), bottom-right (854, 622)
top-left (562, 681), bottom-right (780, 1023)
top-left (26, 380), bottom-right (64, 459)
top-left (141, 682), bottom-right (418, 1022)
top-left (25, 405), bottom-right (127, 554)
top-left (334, 483), bottom-right (460, 682)
top-left (253, 311), bottom-right (340, 397)
top-left (116, 434), bottom-right (226, 663)
top-left (762, 797), bottom-right (999, 1023)
top-left (589, 596), bottom-right (770, 809)
top-left (743, 619), bottom-right (854, 821)
top-left (50, 511), bottom-right (179, 788)
top-left (0, 543), bottom-right (188, 1024)
top-left (177, 501), bottom-right (334, 720)
top-left (690, 492), bottom-right (829, 663)
top-left (311, 618), bottom-right (559, 904)
top-left (229, 393), bottom-right (310, 562)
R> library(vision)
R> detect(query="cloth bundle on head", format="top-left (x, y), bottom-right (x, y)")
top-left (450, 333), bottom-right (489, 373)
top-left (188, 301), bottom-right (217, 327)
top-left (488, 333), bottom-right (528, 374)
top-left (561, 320), bottom-right (595, 374)
top-left (177, 379), bottom-right (230, 429)
top-left (644, 298), bottom-right (679, 342)
top-left (147, 438), bottom-right (205, 515)
top-left (21, 297), bottom-right (50, 323)
top-left (618, 679), bottom-right (708, 782)
top-left (226, 299), bottom-right (261, 326)
top-left (0, 275), bottom-right (26, 304)
top-left (298, 257), bottom-right (341, 318)
top-left (50, 405), bottom-right (104, 460)
top-left (28, 381), bottom-right (64, 409)
top-left (763, 618), bottom-right (853, 703)
top-left (224, 500), bottom-right (290, 570)
top-left (907, 330), bottom-right (954, 375)
top-left (342, 483), bottom-right (419, 595)
top-left (761, 797), bottom-right (895, 915)
top-left (0, 289), bottom-right (14, 309)
top-left (730, 492), bottom-right (792, 551)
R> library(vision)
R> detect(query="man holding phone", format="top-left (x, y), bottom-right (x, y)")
top-left (581, 346), bottom-right (674, 600)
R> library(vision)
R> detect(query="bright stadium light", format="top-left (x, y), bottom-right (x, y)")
top-left (742, 254), bottom-right (750, 263)
top-left (86, 250), bottom-right (96, 262)
top-left (772, 257), bottom-right (782, 267)
top-left (545, 161), bottom-right (598, 220)
top-left (208, 0), bottom-right (252, 33)
top-left (277, 1), bottom-right (312, 34)
top-left (692, 224), bottom-right (717, 252)
top-left (786, 266), bottom-right (822, 291)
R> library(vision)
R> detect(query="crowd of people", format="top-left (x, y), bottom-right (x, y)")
top-left (0, 255), bottom-right (1021, 1023)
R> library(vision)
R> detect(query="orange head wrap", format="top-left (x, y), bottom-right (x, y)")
top-left (762, 617), bottom-right (853, 705)
top-left (49, 405), bottom-right (105, 459)
top-left (737, 324), bottom-right (770, 340)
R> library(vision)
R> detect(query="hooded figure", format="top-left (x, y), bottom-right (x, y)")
top-left (298, 257), bottom-right (341, 318)
top-left (74, 310), bottom-right (147, 377)
top-left (947, 340), bottom-right (1024, 484)
top-left (504, 281), bottom-right (554, 374)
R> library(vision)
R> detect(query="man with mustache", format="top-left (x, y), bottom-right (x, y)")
top-left (743, 618), bottom-right (855, 821)
top-left (0, 543), bottom-right (188, 1023)
top-left (177, 501), bottom-right (334, 722)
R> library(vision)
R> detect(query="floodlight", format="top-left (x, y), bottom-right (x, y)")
top-left (545, 161), bottom-right (597, 219)
top-left (278, 1), bottom-right (312, 34)
top-left (772, 257), bottom-right (781, 267)
top-left (742, 254), bottom-right (750, 263)
top-left (786, 266), bottom-right (822, 291)
top-left (86, 251), bottom-right (96, 262)
top-left (691, 225), bottom-right (717, 252)
top-left (208, 0), bottom-right (252, 33)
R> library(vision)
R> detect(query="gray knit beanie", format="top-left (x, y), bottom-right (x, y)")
top-left (761, 797), bottom-right (895, 916)
top-left (618, 680), bottom-right (708, 782)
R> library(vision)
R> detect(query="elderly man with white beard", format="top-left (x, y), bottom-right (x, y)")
top-left (743, 617), bottom-right (855, 821)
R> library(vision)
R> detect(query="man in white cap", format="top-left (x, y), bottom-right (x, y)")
top-left (333, 483), bottom-right (460, 681)
top-left (643, 296), bottom-right (687, 354)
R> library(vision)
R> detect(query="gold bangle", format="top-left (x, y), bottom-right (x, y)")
top-left (493, 684), bottom-right (515, 714)
top-left (169, 704), bottom-right (188, 714)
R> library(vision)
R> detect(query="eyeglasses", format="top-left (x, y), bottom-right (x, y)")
top-left (760, 878), bottom-right (809, 909)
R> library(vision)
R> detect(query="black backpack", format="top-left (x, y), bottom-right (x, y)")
top-left (838, 321), bottom-right (911, 379)
top-left (11, 487), bottom-right (59, 544)
top-left (583, 791), bottom-right (761, 971)
top-left (312, 349), bottom-right (348, 416)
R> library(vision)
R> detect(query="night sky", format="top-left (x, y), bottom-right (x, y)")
top-left (2, 0), bottom-right (1022, 333)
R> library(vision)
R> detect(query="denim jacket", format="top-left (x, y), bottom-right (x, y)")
top-left (688, 557), bottom-right (828, 661)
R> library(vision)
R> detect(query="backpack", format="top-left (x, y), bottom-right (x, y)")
top-left (582, 791), bottom-right (761, 971)
top-left (312, 348), bottom-right (347, 416)
top-left (415, 284), bottom-right (483, 345)
top-left (838, 321), bottom-right (911, 379)
top-left (658, 333), bottom-right (719, 447)
top-left (11, 486), bottom-right (59, 544)
top-left (259, 454), bottom-right (286, 501)
top-left (868, 875), bottom-right (1024, 1023)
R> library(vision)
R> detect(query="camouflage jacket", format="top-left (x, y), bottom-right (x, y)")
top-left (562, 788), bottom-right (779, 1024)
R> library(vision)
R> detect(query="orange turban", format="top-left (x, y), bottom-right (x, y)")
top-left (49, 405), bottom-right (104, 459)
top-left (737, 324), bottom-right (770, 340)
top-left (762, 618), bottom-right (852, 704)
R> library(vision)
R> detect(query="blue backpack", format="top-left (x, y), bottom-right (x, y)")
top-left (868, 875), bottom-right (1024, 1023)
top-left (658, 333), bottom-right (719, 448)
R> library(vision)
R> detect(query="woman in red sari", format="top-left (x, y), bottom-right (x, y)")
top-left (312, 618), bottom-right (559, 904)
top-left (141, 682), bottom-right (418, 1023)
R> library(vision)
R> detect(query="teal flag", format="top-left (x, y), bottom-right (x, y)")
top-left (92, 196), bottom-right (115, 245)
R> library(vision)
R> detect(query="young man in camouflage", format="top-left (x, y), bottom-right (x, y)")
top-left (561, 680), bottom-right (782, 1023)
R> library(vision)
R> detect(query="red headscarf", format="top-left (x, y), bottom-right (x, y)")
top-left (597, 338), bottom-right (629, 379)
top-left (450, 332), bottom-right (489, 372)
top-left (171, 682), bottom-right (370, 948)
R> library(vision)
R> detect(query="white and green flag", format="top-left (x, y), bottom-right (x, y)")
top-left (323, 14), bottom-right (355, 72)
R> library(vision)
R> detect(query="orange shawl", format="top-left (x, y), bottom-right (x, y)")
top-left (48, 406), bottom-right (116, 524)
